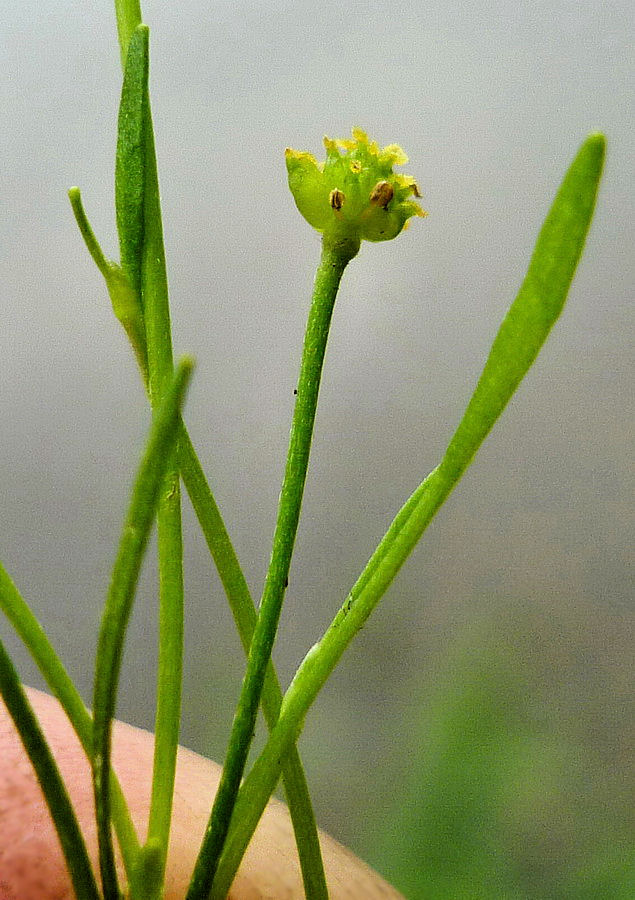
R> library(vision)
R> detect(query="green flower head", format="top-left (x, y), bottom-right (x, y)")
top-left (285, 127), bottom-right (426, 247)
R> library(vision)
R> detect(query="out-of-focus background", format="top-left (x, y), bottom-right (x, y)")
top-left (1, 1), bottom-right (632, 896)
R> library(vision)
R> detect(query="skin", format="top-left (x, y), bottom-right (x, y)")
top-left (0, 689), bottom-right (403, 899)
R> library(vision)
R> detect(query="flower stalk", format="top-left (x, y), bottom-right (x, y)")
top-left (186, 237), bottom-right (357, 898)
top-left (188, 126), bottom-right (426, 898)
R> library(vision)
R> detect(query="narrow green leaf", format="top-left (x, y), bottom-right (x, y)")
top-left (208, 133), bottom-right (607, 896)
top-left (137, 33), bottom-right (175, 405)
top-left (115, 25), bottom-right (149, 301)
top-left (0, 640), bottom-right (100, 900)
top-left (441, 132), bottom-right (606, 481)
top-left (0, 561), bottom-right (142, 878)
top-left (92, 357), bottom-right (194, 900)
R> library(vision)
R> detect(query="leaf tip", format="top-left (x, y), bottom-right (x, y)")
top-left (585, 131), bottom-right (607, 149)
top-left (580, 132), bottom-right (607, 173)
top-left (175, 355), bottom-right (196, 386)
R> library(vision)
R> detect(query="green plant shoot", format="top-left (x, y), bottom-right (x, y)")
top-left (0, 0), bottom-right (607, 897)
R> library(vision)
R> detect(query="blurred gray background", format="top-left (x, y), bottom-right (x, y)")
top-left (1, 1), bottom-right (633, 895)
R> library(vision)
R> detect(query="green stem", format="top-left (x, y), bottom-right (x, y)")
top-left (209, 132), bottom-right (606, 896)
top-left (0, 639), bottom-right (101, 900)
top-left (0, 562), bottom-right (141, 880)
top-left (139, 53), bottom-right (186, 900)
top-left (114, 0), bottom-right (142, 68)
top-left (92, 359), bottom-right (193, 900)
top-left (186, 236), bottom-right (359, 900)
top-left (177, 425), bottom-right (328, 898)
